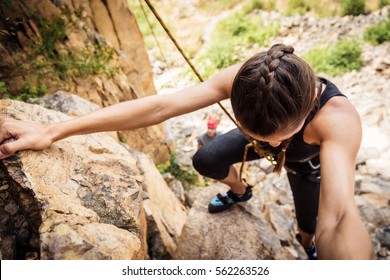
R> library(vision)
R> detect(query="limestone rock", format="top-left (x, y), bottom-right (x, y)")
top-left (30, 91), bottom-right (119, 141)
top-left (162, 173), bottom-right (186, 204)
top-left (174, 185), bottom-right (294, 260)
top-left (132, 150), bottom-right (188, 259)
top-left (0, 99), bottom-right (147, 259)
top-left (30, 91), bottom-right (101, 117)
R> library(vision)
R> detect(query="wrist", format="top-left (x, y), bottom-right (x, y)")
top-left (46, 123), bottom-right (64, 143)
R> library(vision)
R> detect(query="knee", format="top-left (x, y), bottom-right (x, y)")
top-left (192, 148), bottom-right (221, 178)
top-left (192, 148), bottom-right (212, 175)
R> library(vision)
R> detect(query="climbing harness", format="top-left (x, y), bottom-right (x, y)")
top-left (141, 0), bottom-right (280, 181)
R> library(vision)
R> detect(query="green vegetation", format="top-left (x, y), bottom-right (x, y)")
top-left (118, 134), bottom-right (128, 144)
top-left (193, 10), bottom-right (280, 79)
top-left (157, 153), bottom-right (198, 188)
top-left (242, 0), bottom-right (266, 13)
top-left (0, 82), bottom-right (7, 93)
top-left (3, 82), bottom-right (47, 102)
top-left (303, 38), bottom-right (363, 76)
top-left (379, 0), bottom-right (390, 8)
top-left (241, 0), bottom-right (340, 17)
top-left (0, 81), bottom-right (8, 98)
top-left (128, 0), bottom-right (386, 81)
top-left (36, 17), bottom-right (68, 58)
top-left (214, 10), bottom-right (278, 46)
top-left (340, 0), bottom-right (365, 16)
top-left (1, 8), bottom-right (119, 100)
top-left (195, 0), bottom-right (242, 14)
top-left (1, 0), bottom-right (17, 13)
top-left (34, 15), bottom-right (117, 80)
top-left (34, 44), bottom-right (117, 80)
top-left (284, 0), bottom-right (383, 17)
top-left (364, 18), bottom-right (390, 45)
top-left (286, 0), bottom-right (311, 16)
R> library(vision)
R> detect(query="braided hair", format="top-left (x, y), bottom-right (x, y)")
top-left (231, 44), bottom-right (317, 173)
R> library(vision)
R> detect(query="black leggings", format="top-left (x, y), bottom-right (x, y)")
top-left (192, 128), bottom-right (320, 235)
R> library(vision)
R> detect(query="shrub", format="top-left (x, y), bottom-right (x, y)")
top-left (340, 0), bottom-right (365, 16)
top-left (3, 82), bottom-right (47, 102)
top-left (157, 153), bottom-right (198, 188)
top-left (303, 39), bottom-right (363, 76)
top-left (34, 13), bottom-right (117, 79)
top-left (327, 39), bottom-right (363, 74)
top-left (286, 0), bottom-right (310, 16)
top-left (303, 47), bottom-right (329, 74)
top-left (0, 81), bottom-right (7, 95)
top-left (212, 10), bottom-right (280, 47)
top-left (206, 44), bottom-right (239, 69)
top-left (192, 10), bottom-right (280, 79)
top-left (242, 0), bottom-right (264, 14)
top-left (37, 17), bottom-right (68, 58)
top-left (379, 0), bottom-right (390, 9)
top-left (191, 43), bottom-right (240, 80)
top-left (364, 20), bottom-right (390, 45)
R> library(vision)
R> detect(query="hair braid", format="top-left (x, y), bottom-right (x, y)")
top-left (265, 45), bottom-right (295, 173)
top-left (231, 44), bottom-right (317, 174)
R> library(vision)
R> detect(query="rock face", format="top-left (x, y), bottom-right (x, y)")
top-left (0, 0), bottom-right (169, 163)
top-left (174, 185), bottom-right (295, 260)
top-left (0, 99), bottom-right (148, 259)
top-left (133, 151), bottom-right (188, 259)
top-left (0, 97), bottom-right (190, 260)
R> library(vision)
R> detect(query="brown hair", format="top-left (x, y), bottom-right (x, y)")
top-left (231, 44), bottom-right (317, 173)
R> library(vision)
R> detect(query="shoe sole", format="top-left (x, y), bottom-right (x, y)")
top-left (208, 203), bottom-right (233, 214)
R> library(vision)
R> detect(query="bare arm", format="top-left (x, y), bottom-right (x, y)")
top-left (313, 97), bottom-right (373, 259)
top-left (0, 64), bottom-right (241, 159)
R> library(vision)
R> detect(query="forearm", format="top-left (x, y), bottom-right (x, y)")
top-left (316, 210), bottom-right (373, 259)
top-left (49, 95), bottom-right (164, 142)
top-left (49, 77), bottom-right (232, 142)
top-left (316, 108), bottom-right (371, 259)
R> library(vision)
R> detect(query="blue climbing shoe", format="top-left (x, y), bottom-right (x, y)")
top-left (208, 185), bottom-right (253, 213)
top-left (296, 233), bottom-right (318, 260)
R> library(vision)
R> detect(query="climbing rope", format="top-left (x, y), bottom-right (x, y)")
top-left (142, 0), bottom-right (240, 128)
top-left (137, 0), bottom-right (174, 82)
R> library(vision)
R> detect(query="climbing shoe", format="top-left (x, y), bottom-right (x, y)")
top-left (208, 185), bottom-right (253, 214)
top-left (296, 233), bottom-right (318, 260)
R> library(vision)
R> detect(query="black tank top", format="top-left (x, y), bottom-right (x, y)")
top-left (284, 78), bottom-right (346, 173)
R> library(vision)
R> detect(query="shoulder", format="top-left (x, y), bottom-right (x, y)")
top-left (198, 133), bottom-right (206, 140)
top-left (198, 134), bottom-right (205, 144)
top-left (206, 63), bottom-right (243, 98)
top-left (313, 96), bottom-right (362, 150)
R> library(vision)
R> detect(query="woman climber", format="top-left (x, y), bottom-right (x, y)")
top-left (0, 44), bottom-right (373, 260)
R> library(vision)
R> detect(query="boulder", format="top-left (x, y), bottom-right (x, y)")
top-left (174, 185), bottom-right (294, 260)
top-left (0, 99), bottom-right (147, 259)
top-left (130, 150), bottom-right (188, 259)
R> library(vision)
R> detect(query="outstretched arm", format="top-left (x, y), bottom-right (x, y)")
top-left (0, 64), bottom-right (241, 159)
top-left (314, 97), bottom-right (373, 259)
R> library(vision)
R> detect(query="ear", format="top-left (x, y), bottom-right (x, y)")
top-left (313, 87), bottom-right (319, 102)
